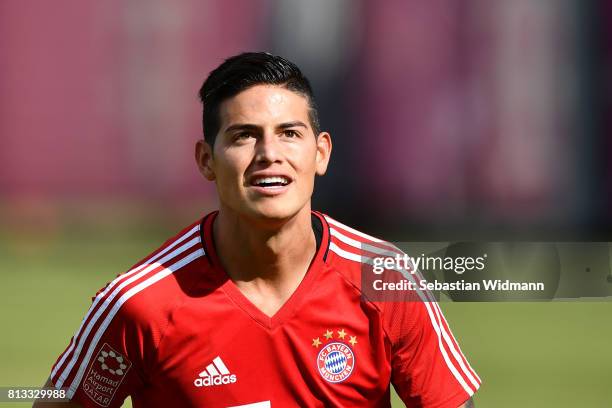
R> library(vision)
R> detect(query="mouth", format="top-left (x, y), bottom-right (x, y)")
top-left (248, 175), bottom-right (292, 195)
top-left (251, 176), bottom-right (291, 188)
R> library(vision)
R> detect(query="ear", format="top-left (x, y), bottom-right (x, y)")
top-left (195, 139), bottom-right (216, 181)
top-left (315, 132), bottom-right (332, 176)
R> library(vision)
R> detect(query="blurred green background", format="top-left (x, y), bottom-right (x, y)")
top-left (1, 214), bottom-right (611, 407)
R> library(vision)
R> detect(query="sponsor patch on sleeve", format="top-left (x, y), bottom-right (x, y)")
top-left (81, 343), bottom-right (132, 407)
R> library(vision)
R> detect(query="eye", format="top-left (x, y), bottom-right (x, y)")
top-left (234, 131), bottom-right (253, 141)
top-left (284, 130), bottom-right (299, 138)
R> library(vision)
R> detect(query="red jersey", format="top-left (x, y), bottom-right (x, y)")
top-left (49, 211), bottom-right (480, 407)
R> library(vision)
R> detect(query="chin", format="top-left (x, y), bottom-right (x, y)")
top-left (247, 201), bottom-right (306, 224)
top-left (251, 207), bottom-right (295, 221)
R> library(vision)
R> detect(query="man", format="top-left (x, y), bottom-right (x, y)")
top-left (35, 52), bottom-right (480, 407)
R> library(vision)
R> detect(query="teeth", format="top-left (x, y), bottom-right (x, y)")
top-left (254, 176), bottom-right (289, 186)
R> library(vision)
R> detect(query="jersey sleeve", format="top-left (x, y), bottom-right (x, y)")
top-left (383, 282), bottom-right (481, 408)
top-left (49, 282), bottom-right (151, 408)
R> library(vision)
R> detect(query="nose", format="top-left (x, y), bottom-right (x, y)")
top-left (254, 131), bottom-right (282, 164)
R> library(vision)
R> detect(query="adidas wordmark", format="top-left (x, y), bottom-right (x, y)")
top-left (194, 356), bottom-right (237, 387)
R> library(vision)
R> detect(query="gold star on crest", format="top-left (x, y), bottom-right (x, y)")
top-left (349, 336), bottom-right (358, 346)
top-left (337, 329), bottom-right (347, 339)
top-left (312, 337), bottom-right (322, 348)
top-left (324, 329), bottom-right (334, 340)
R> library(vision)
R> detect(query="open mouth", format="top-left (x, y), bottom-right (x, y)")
top-left (251, 176), bottom-right (291, 188)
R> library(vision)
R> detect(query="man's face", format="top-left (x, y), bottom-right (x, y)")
top-left (196, 85), bottom-right (331, 224)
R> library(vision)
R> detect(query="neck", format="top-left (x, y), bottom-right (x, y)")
top-left (213, 205), bottom-right (317, 286)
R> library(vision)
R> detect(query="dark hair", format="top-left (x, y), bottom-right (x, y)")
top-left (198, 52), bottom-right (320, 146)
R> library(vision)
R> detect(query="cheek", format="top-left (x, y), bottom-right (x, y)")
top-left (289, 144), bottom-right (318, 174)
top-left (214, 152), bottom-right (249, 180)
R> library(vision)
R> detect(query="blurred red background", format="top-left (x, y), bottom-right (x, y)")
top-left (1, 0), bottom-right (611, 239)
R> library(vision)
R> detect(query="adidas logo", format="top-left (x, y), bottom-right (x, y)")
top-left (194, 356), bottom-right (237, 387)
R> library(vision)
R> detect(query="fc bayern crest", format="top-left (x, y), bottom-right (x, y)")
top-left (316, 341), bottom-right (355, 383)
top-left (311, 328), bottom-right (358, 383)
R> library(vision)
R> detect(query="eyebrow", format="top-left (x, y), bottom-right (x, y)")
top-left (277, 121), bottom-right (308, 129)
top-left (223, 123), bottom-right (259, 134)
top-left (223, 121), bottom-right (308, 134)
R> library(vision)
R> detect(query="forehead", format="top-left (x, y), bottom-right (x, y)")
top-left (218, 85), bottom-right (310, 127)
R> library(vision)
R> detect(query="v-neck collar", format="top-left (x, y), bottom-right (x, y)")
top-left (200, 210), bottom-right (330, 330)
